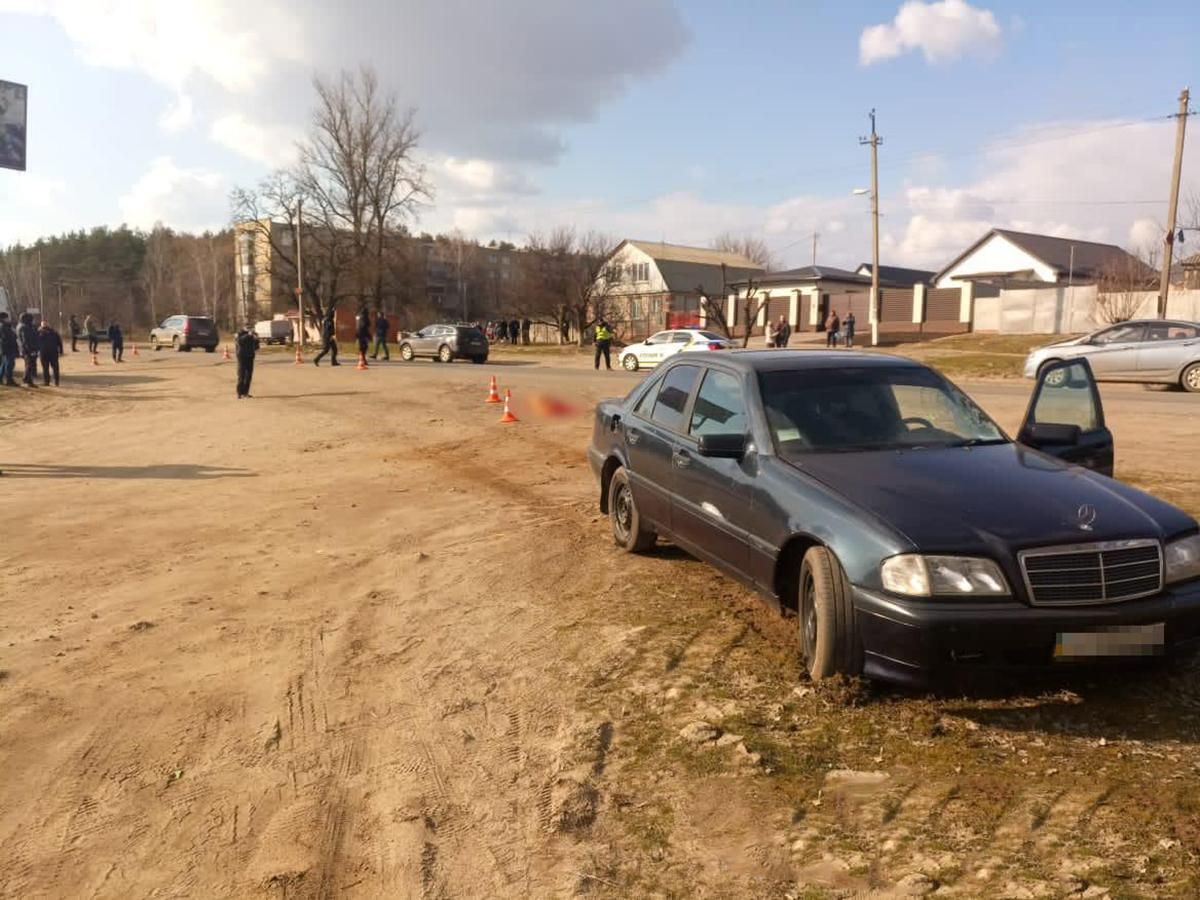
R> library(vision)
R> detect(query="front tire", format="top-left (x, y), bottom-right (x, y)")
top-left (1182, 362), bottom-right (1200, 393)
top-left (400, 343), bottom-right (414, 361)
top-left (438, 344), bottom-right (454, 364)
top-left (1037, 358), bottom-right (1063, 382)
top-left (608, 467), bottom-right (655, 553)
top-left (622, 354), bottom-right (639, 372)
top-left (151, 336), bottom-right (160, 352)
top-left (799, 546), bottom-right (862, 680)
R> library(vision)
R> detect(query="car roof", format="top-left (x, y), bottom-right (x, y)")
top-left (662, 349), bottom-right (923, 373)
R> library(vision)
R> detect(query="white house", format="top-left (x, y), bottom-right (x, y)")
top-left (598, 240), bottom-right (763, 339)
top-left (934, 229), bottom-right (1147, 289)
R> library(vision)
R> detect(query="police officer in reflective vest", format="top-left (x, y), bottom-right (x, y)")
top-left (594, 319), bottom-right (613, 371)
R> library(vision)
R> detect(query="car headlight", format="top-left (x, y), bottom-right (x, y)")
top-left (881, 554), bottom-right (1011, 597)
top-left (1165, 534), bottom-right (1200, 585)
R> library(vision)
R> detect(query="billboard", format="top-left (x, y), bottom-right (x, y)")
top-left (1, 80), bottom-right (28, 172)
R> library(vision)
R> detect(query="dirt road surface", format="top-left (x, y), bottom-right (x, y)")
top-left (1, 350), bottom-right (1198, 899)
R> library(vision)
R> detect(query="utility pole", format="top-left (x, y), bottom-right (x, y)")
top-left (860, 110), bottom-right (882, 346)
top-left (1159, 87), bottom-right (1190, 318)
top-left (56, 281), bottom-right (64, 330)
top-left (36, 248), bottom-right (45, 318)
top-left (812, 231), bottom-right (819, 266)
top-left (295, 197), bottom-right (305, 348)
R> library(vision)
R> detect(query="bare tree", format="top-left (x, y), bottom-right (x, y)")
top-left (525, 228), bottom-right (618, 345)
top-left (1096, 251), bottom-right (1158, 324)
top-left (139, 224), bottom-right (176, 326)
top-left (230, 66), bottom-right (430, 323)
top-left (696, 263), bottom-right (765, 347)
top-left (712, 231), bottom-right (775, 270)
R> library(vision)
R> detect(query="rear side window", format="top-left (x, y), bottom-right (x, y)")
top-left (690, 369), bottom-right (746, 437)
top-left (650, 364), bottom-right (700, 432)
top-left (456, 327), bottom-right (484, 340)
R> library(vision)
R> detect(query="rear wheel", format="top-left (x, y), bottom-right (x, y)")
top-left (471, 356), bottom-right (487, 364)
top-left (172, 336), bottom-right (181, 352)
top-left (799, 546), bottom-right (862, 680)
top-left (438, 344), bottom-right (453, 364)
top-left (1182, 363), bottom-right (1200, 393)
top-left (400, 343), bottom-right (414, 361)
top-left (622, 354), bottom-right (639, 372)
top-left (608, 467), bottom-right (655, 553)
top-left (204, 346), bottom-right (215, 353)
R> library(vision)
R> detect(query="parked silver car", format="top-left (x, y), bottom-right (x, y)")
top-left (149, 315), bottom-right (220, 352)
top-left (1023, 319), bottom-right (1200, 392)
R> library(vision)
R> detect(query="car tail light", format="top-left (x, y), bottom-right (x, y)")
top-left (183, 320), bottom-right (191, 334)
top-left (707, 342), bottom-right (723, 350)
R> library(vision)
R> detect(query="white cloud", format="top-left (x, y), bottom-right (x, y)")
top-left (1129, 218), bottom-right (1162, 253)
top-left (118, 156), bottom-right (225, 231)
top-left (0, 172), bottom-right (69, 244)
top-left (439, 158), bottom-right (538, 198)
top-left (209, 114), bottom-right (300, 168)
top-left (860, 0), bottom-right (1002, 66)
top-left (158, 94), bottom-right (195, 133)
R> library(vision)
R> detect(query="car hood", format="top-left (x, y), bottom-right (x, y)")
top-left (787, 443), bottom-right (1194, 552)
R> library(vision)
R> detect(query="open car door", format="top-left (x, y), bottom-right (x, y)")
top-left (1017, 358), bottom-right (1114, 476)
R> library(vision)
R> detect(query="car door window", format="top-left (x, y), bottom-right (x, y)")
top-left (1028, 361), bottom-right (1100, 431)
top-left (1094, 324), bottom-right (1145, 344)
top-left (645, 332), bottom-right (669, 345)
top-left (1146, 322), bottom-right (1198, 341)
top-left (669, 332), bottom-right (691, 343)
top-left (650, 365), bottom-right (700, 432)
top-left (689, 370), bottom-right (746, 437)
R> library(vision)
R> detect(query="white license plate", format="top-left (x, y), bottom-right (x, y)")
top-left (1054, 622), bottom-right (1165, 659)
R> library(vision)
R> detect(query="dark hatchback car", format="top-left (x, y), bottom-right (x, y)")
top-left (587, 352), bottom-right (1200, 687)
top-left (398, 323), bottom-right (489, 364)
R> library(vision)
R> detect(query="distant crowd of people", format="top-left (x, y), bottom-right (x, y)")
top-left (486, 318), bottom-right (532, 345)
top-left (823, 309), bottom-right (857, 348)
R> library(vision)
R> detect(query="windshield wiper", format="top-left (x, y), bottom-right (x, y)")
top-left (949, 438), bottom-right (1009, 448)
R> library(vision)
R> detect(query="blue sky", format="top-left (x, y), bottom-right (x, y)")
top-left (2, 0), bottom-right (1197, 270)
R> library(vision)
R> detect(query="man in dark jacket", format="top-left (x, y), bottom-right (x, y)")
top-left (521, 317), bottom-right (531, 345)
top-left (371, 311), bottom-right (390, 360)
top-left (508, 318), bottom-right (520, 346)
top-left (17, 312), bottom-right (40, 385)
top-left (37, 321), bottom-right (64, 385)
top-left (355, 306), bottom-right (371, 365)
top-left (0, 312), bottom-right (18, 385)
top-left (108, 321), bottom-right (124, 361)
top-left (235, 322), bottom-right (260, 398)
top-left (68, 314), bottom-right (81, 352)
top-left (313, 307), bottom-right (339, 366)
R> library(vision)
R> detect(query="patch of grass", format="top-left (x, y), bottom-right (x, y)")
top-left (921, 352), bottom-right (1025, 379)
top-left (921, 333), bottom-right (1075, 355)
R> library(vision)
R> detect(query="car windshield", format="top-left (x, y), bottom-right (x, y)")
top-left (759, 365), bottom-right (1007, 453)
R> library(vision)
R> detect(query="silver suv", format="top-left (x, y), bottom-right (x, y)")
top-left (398, 324), bottom-right (489, 364)
top-left (150, 315), bottom-right (220, 352)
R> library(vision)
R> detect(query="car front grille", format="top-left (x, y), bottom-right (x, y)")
top-left (1019, 539), bottom-right (1162, 606)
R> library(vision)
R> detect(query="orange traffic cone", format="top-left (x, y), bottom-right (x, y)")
top-left (293, 344), bottom-right (303, 365)
top-left (485, 375), bottom-right (501, 403)
top-left (499, 388), bottom-right (519, 424)
top-left (91, 351), bottom-right (100, 366)
top-left (131, 342), bottom-right (140, 357)
top-left (356, 351), bottom-right (368, 370)
top-left (222, 345), bottom-right (232, 361)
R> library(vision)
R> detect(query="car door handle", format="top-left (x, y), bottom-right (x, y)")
top-left (674, 449), bottom-right (692, 469)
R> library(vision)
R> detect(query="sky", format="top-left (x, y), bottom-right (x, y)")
top-left (1, 0), bottom-right (1198, 271)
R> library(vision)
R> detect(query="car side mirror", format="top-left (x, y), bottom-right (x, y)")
top-left (1019, 421), bottom-right (1081, 448)
top-left (697, 433), bottom-right (747, 459)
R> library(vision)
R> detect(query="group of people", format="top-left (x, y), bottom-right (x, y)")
top-left (0, 311), bottom-right (66, 386)
top-left (312, 305), bottom-right (393, 367)
top-left (486, 318), bottom-right (531, 345)
top-left (824, 309), bottom-right (857, 348)
top-left (66, 314), bottom-right (126, 360)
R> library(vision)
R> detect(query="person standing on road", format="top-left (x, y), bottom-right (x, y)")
top-left (17, 312), bottom-right (40, 386)
top-left (825, 310), bottom-right (840, 348)
top-left (371, 310), bottom-right (390, 360)
top-left (84, 314), bottom-right (99, 354)
top-left (355, 305), bottom-right (371, 366)
top-left (765, 318), bottom-right (778, 349)
top-left (594, 319), bottom-right (613, 371)
top-left (37, 321), bottom-right (63, 386)
top-left (844, 311), bottom-right (856, 348)
top-left (521, 317), bottom-right (531, 345)
top-left (508, 318), bottom-right (520, 347)
top-left (108, 321), bottom-right (124, 362)
top-left (68, 314), bottom-right (81, 352)
top-left (776, 315), bottom-right (792, 349)
top-left (235, 322), bottom-right (260, 399)
top-left (313, 307), bottom-right (339, 366)
top-left (0, 312), bottom-right (18, 386)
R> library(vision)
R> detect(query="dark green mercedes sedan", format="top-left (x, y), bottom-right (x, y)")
top-left (587, 351), bottom-right (1200, 687)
